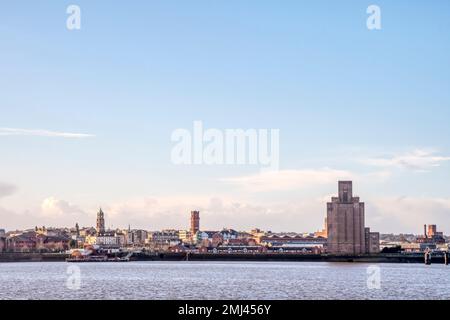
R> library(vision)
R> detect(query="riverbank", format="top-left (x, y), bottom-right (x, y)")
top-left (0, 252), bottom-right (68, 263)
top-left (0, 252), bottom-right (445, 264)
top-left (137, 252), bottom-right (443, 264)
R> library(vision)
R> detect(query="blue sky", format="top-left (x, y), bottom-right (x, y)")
top-left (1, 1), bottom-right (450, 233)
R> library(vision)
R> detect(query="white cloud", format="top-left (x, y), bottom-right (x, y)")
top-left (362, 149), bottom-right (450, 171)
top-left (104, 195), bottom-right (326, 232)
top-left (219, 168), bottom-right (354, 192)
top-left (0, 128), bottom-right (94, 138)
top-left (0, 199), bottom-right (92, 230)
top-left (40, 197), bottom-right (86, 217)
top-left (368, 196), bottom-right (450, 234)
top-left (2, 193), bottom-right (450, 235)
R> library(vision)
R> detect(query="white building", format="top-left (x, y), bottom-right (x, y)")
top-left (86, 234), bottom-right (120, 247)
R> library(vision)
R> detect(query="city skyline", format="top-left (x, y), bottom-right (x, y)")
top-left (0, 181), bottom-right (446, 239)
top-left (1, 1), bottom-right (450, 233)
top-left (2, 180), bottom-right (447, 260)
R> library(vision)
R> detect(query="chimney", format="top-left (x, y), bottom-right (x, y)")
top-left (424, 224), bottom-right (427, 238)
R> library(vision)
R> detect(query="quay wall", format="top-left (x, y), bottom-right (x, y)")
top-left (0, 253), bottom-right (68, 262)
top-left (0, 252), bottom-right (446, 264)
top-left (134, 252), bottom-right (442, 264)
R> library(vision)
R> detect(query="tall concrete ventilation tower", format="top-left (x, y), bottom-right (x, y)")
top-left (326, 181), bottom-right (379, 255)
top-left (96, 208), bottom-right (105, 235)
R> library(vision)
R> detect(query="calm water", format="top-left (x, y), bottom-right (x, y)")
top-left (0, 261), bottom-right (449, 300)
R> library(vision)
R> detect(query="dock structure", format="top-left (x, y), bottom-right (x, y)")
top-left (424, 250), bottom-right (432, 265)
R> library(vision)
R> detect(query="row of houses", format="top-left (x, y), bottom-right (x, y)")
top-left (0, 227), bottom-right (241, 252)
top-left (0, 225), bottom-right (328, 254)
top-left (1, 231), bottom-right (72, 252)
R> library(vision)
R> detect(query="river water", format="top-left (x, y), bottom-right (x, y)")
top-left (0, 261), bottom-right (448, 300)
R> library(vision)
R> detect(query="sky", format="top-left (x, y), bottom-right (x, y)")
top-left (1, 1), bottom-right (450, 234)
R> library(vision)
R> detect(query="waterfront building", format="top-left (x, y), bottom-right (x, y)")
top-left (399, 243), bottom-right (421, 253)
top-left (115, 231), bottom-right (127, 247)
top-left (397, 242), bottom-right (444, 253)
top-left (365, 228), bottom-right (380, 254)
top-left (79, 227), bottom-right (96, 237)
top-left (148, 230), bottom-right (180, 250)
top-left (416, 224), bottom-right (445, 245)
top-left (250, 229), bottom-right (265, 243)
top-left (178, 230), bottom-right (192, 244)
top-left (203, 231), bottom-right (219, 240)
top-left (193, 231), bottom-right (209, 244)
top-left (35, 234), bottom-right (71, 252)
top-left (259, 234), bottom-right (326, 254)
top-left (428, 224), bottom-right (437, 237)
top-left (7, 232), bottom-right (38, 252)
top-left (220, 229), bottom-right (239, 241)
top-left (236, 231), bottom-right (253, 239)
top-left (86, 232), bottom-right (120, 248)
top-left (327, 181), bottom-right (379, 255)
top-left (130, 229), bottom-right (148, 245)
top-left (6, 231), bottom-right (69, 253)
top-left (122, 228), bottom-right (149, 246)
top-left (72, 235), bottom-right (86, 247)
top-left (210, 232), bottom-right (223, 247)
top-left (96, 208), bottom-right (106, 235)
top-left (125, 228), bottom-right (135, 245)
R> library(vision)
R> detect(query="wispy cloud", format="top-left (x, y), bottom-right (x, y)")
top-left (0, 128), bottom-right (95, 138)
top-left (220, 168), bottom-right (354, 192)
top-left (219, 167), bottom-right (392, 193)
top-left (362, 149), bottom-right (450, 171)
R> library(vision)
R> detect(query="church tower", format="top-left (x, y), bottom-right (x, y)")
top-left (75, 222), bottom-right (80, 237)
